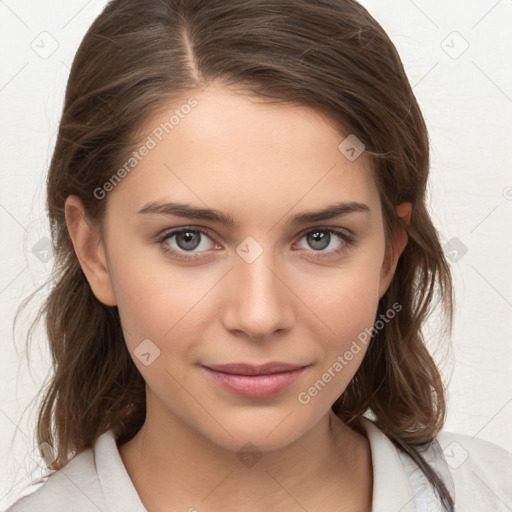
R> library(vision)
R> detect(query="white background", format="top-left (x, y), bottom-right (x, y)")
top-left (1, 0), bottom-right (511, 509)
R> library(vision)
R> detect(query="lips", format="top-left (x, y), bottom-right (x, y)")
top-left (203, 362), bottom-right (307, 376)
top-left (201, 362), bottom-right (310, 398)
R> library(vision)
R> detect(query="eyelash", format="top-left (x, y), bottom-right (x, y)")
top-left (156, 226), bottom-right (355, 261)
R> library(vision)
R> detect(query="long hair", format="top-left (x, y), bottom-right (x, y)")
top-left (14, 0), bottom-right (454, 509)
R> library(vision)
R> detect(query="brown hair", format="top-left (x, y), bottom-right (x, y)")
top-left (14, 0), bottom-right (454, 509)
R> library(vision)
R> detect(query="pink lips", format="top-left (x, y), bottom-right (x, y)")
top-left (201, 362), bottom-right (308, 398)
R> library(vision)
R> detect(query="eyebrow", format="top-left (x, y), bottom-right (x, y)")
top-left (137, 200), bottom-right (370, 227)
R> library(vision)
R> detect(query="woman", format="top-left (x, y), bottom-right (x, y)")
top-left (7, 0), bottom-right (512, 511)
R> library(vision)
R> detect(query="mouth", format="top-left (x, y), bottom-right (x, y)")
top-left (203, 361), bottom-right (308, 375)
top-left (200, 362), bottom-right (310, 398)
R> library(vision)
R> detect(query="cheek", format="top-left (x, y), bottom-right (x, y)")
top-left (294, 247), bottom-right (384, 391)
top-left (317, 284), bottom-right (379, 376)
top-left (107, 236), bottom-right (210, 351)
top-left (300, 250), bottom-right (383, 337)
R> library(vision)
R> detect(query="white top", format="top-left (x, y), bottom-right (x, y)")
top-left (5, 418), bottom-right (512, 511)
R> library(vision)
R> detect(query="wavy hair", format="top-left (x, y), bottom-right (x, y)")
top-left (14, 0), bottom-right (454, 509)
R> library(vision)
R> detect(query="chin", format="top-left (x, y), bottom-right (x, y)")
top-left (200, 409), bottom-right (315, 452)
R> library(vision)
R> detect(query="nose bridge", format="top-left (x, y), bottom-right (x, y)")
top-left (222, 236), bottom-right (293, 338)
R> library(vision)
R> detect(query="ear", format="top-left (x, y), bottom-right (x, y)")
top-left (64, 195), bottom-right (117, 306)
top-left (378, 202), bottom-right (412, 298)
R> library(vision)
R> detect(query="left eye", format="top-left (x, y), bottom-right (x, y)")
top-left (295, 228), bottom-right (348, 252)
top-left (157, 227), bottom-right (353, 260)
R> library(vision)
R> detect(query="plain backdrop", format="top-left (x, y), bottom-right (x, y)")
top-left (1, 0), bottom-right (511, 509)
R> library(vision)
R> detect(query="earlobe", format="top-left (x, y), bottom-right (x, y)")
top-left (64, 195), bottom-right (117, 306)
top-left (378, 202), bottom-right (412, 298)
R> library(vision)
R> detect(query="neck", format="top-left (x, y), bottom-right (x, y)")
top-left (118, 395), bottom-right (372, 512)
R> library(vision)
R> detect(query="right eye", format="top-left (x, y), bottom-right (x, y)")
top-left (156, 227), bottom-right (221, 261)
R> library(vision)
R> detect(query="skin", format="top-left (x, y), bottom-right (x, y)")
top-left (65, 85), bottom-right (411, 512)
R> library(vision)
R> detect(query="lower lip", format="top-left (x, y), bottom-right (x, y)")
top-left (201, 366), bottom-right (307, 398)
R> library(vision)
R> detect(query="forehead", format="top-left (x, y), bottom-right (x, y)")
top-left (107, 85), bottom-right (380, 223)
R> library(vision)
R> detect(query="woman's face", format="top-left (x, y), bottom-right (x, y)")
top-left (79, 85), bottom-right (406, 451)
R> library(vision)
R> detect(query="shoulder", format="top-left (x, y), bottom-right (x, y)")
top-left (437, 429), bottom-right (512, 470)
top-left (360, 417), bottom-right (512, 510)
top-left (5, 446), bottom-right (107, 512)
top-left (435, 429), bottom-right (512, 506)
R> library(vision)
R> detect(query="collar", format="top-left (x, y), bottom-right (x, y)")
top-left (94, 430), bottom-right (147, 512)
top-left (360, 417), bottom-right (417, 512)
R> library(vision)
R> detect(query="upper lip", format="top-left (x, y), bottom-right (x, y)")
top-left (203, 362), bottom-right (308, 376)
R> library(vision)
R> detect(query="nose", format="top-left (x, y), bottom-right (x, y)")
top-left (220, 243), bottom-right (295, 340)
